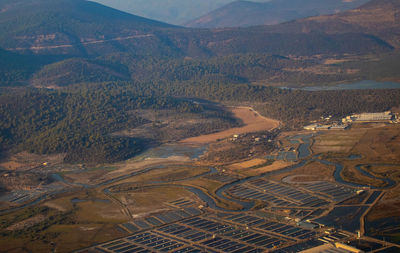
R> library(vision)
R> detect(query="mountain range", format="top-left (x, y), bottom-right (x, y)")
top-left (0, 0), bottom-right (399, 87)
top-left (185, 0), bottom-right (370, 28)
top-left (91, 0), bottom-right (241, 25)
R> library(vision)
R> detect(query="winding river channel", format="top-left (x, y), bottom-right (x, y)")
top-left (202, 134), bottom-right (397, 211)
top-left (9, 133), bottom-right (397, 215)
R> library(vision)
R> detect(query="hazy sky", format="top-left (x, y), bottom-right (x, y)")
top-left (92, 0), bottom-right (271, 25)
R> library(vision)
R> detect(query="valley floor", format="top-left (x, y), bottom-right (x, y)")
top-left (0, 107), bottom-right (399, 253)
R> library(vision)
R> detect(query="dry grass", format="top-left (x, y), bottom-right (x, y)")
top-left (63, 170), bottom-right (109, 185)
top-left (93, 157), bottom-right (189, 185)
top-left (46, 223), bottom-right (126, 253)
top-left (0, 152), bottom-right (65, 171)
top-left (341, 164), bottom-right (387, 188)
top-left (74, 200), bottom-right (128, 223)
top-left (113, 166), bottom-right (210, 186)
top-left (181, 107), bottom-right (279, 144)
top-left (312, 129), bottom-right (367, 153)
top-left (114, 186), bottom-right (197, 215)
top-left (236, 160), bottom-right (292, 177)
top-left (367, 185), bottom-right (400, 221)
top-left (6, 215), bottom-right (46, 231)
top-left (271, 161), bottom-right (335, 182)
top-left (229, 158), bottom-right (267, 170)
top-left (352, 124), bottom-right (400, 163)
top-left (181, 178), bottom-right (242, 210)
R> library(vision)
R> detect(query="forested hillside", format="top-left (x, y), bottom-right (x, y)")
top-left (0, 0), bottom-right (399, 88)
top-left (0, 85), bottom-right (220, 163)
top-left (2, 79), bottom-right (399, 163)
top-left (1, 0), bottom-right (400, 163)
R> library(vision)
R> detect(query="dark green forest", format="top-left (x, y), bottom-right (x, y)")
top-left (1, 81), bottom-right (399, 163)
top-left (0, 85), bottom-right (207, 163)
top-left (1, 0), bottom-right (400, 163)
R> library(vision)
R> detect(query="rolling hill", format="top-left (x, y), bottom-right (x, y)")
top-left (0, 0), bottom-right (179, 57)
top-left (0, 0), bottom-right (398, 87)
top-left (0, 0), bottom-right (396, 58)
top-left (185, 0), bottom-right (370, 28)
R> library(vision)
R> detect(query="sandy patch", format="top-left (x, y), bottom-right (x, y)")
top-left (181, 107), bottom-right (279, 144)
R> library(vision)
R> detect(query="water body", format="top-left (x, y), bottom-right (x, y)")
top-left (71, 198), bottom-right (110, 204)
top-left (297, 135), bottom-right (313, 159)
top-left (299, 80), bottom-right (400, 91)
top-left (265, 133), bottom-right (394, 190)
top-left (354, 165), bottom-right (396, 188)
top-left (319, 160), bottom-right (395, 190)
top-left (266, 134), bottom-right (313, 162)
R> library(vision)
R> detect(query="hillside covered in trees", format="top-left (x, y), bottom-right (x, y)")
top-left (1, 0), bottom-right (400, 163)
top-left (1, 82), bottom-right (399, 163)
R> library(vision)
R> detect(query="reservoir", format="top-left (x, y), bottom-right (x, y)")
top-left (292, 80), bottom-right (400, 91)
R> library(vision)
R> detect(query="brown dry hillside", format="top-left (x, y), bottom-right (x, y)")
top-left (266, 0), bottom-right (400, 48)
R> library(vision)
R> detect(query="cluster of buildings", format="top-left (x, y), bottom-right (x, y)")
top-left (342, 111), bottom-right (397, 123)
top-left (304, 111), bottom-right (399, 131)
top-left (303, 123), bottom-right (348, 131)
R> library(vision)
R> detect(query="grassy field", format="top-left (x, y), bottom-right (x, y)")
top-left (181, 178), bottom-right (243, 210)
top-left (109, 165), bottom-right (210, 186)
top-left (230, 160), bottom-right (291, 177)
top-left (113, 186), bottom-right (198, 216)
top-left (0, 189), bottom-right (130, 253)
top-left (271, 161), bottom-right (335, 182)
top-left (312, 128), bottom-right (367, 153)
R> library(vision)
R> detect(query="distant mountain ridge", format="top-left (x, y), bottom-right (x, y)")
top-left (185, 0), bottom-right (370, 28)
top-left (92, 0), bottom-right (239, 25)
top-left (0, 0), bottom-right (395, 57)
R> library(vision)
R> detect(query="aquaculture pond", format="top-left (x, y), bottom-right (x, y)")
top-left (314, 206), bottom-right (369, 233)
top-left (366, 216), bottom-right (400, 244)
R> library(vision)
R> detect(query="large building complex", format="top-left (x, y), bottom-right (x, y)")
top-left (342, 111), bottom-right (395, 123)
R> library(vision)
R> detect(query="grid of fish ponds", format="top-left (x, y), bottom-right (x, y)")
top-left (223, 213), bottom-right (317, 240)
top-left (157, 216), bottom-right (287, 252)
top-left (94, 231), bottom-right (201, 253)
top-left (302, 181), bottom-right (357, 202)
top-left (121, 208), bottom-right (202, 233)
top-left (89, 212), bottom-right (322, 253)
top-left (228, 179), bottom-right (329, 208)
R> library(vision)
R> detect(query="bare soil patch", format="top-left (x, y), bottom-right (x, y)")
top-left (181, 107), bottom-right (279, 144)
